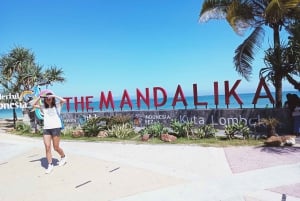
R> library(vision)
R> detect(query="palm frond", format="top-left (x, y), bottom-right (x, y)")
top-left (44, 66), bottom-right (66, 83)
top-left (265, 0), bottom-right (285, 24)
top-left (234, 26), bottom-right (265, 81)
top-left (280, 0), bottom-right (300, 9)
top-left (226, 1), bottom-right (254, 35)
top-left (286, 74), bottom-right (300, 90)
top-left (265, 0), bottom-right (300, 24)
top-left (199, 0), bottom-right (231, 23)
top-left (259, 66), bottom-right (275, 85)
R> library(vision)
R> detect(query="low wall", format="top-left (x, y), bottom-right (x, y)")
top-left (61, 108), bottom-right (293, 134)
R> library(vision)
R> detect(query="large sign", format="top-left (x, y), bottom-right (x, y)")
top-left (0, 79), bottom-right (293, 134)
top-left (0, 79), bottom-right (274, 112)
top-left (61, 108), bottom-right (293, 134)
top-left (62, 79), bottom-right (275, 112)
top-left (0, 93), bottom-right (28, 110)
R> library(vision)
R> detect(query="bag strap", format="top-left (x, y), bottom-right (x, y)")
top-left (55, 106), bottom-right (61, 117)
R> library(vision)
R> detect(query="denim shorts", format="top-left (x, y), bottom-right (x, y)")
top-left (43, 128), bottom-right (61, 136)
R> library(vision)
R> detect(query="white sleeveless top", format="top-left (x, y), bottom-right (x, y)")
top-left (43, 105), bottom-right (62, 129)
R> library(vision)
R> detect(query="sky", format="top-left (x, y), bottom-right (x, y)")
top-left (1, 0), bottom-right (297, 100)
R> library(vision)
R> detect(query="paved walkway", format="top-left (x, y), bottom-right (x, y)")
top-left (0, 131), bottom-right (300, 201)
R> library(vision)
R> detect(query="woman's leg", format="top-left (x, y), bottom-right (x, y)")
top-left (43, 134), bottom-right (53, 164)
top-left (52, 135), bottom-right (65, 157)
top-left (53, 135), bottom-right (66, 166)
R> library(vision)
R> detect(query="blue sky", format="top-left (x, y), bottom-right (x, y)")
top-left (1, 0), bottom-right (297, 99)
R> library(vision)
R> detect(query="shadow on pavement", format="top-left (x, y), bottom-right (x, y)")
top-left (256, 145), bottom-right (300, 154)
top-left (29, 157), bottom-right (59, 168)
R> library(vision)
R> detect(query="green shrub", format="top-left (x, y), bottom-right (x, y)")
top-left (60, 127), bottom-right (75, 137)
top-left (82, 117), bottom-right (106, 137)
top-left (105, 115), bottom-right (132, 128)
top-left (15, 122), bottom-right (32, 134)
top-left (258, 117), bottom-right (279, 137)
top-left (145, 123), bottom-right (165, 138)
top-left (170, 120), bottom-right (185, 137)
top-left (107, 123), bottom-right (135, 139)
top-left (170, 120), bottom-right (194, 139)
top-left (225, 122), bottom-right (250, 139)
top-left (195, 124), bottom-right (217, 138)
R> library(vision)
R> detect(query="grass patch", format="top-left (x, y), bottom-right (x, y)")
top-left (138, 136), bottom-right (264, 147)
top-left (9, 130), bottom-right (265, 147)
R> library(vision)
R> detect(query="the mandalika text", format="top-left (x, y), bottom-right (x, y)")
top-left (63, 79), bottom-right (275, 112)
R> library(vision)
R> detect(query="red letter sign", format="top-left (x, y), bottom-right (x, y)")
top-left (99, 91), bottom-right (115, 111)
top-left (252, 78), bottom-right (275, 107)
top-left (136, 88), bottom-right (150, 109)
top-left (172, 84), bottom-right (188, 108)
top-left (225, 80), bottom-right (243, 107)
top-left (153, 87), bottom-right (167, 109)
top-left (120, 90), bottom-right (133, 110)
top-left (193, 84), bottom-right (208, 108)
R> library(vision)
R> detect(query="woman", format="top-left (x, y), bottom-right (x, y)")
top-left (33, 92), bottom-right (67, 174)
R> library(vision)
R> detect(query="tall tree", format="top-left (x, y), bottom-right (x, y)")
top-left (19, 65), bottom-right (44, 90)
top-left (285, 19), bottom-right (300, 90)
top-left (261, 42), bottom-right (300, 91)
top-left (199, 0), bottom-right (300, 108)
top-left (0, 47), bottom-right (35, 93)
top-left (44, 66), bottom-right (66, 84)
top-left (0, 46), bottom-right (66, 93)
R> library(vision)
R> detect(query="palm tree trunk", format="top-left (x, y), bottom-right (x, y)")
top-left (268, 126), bottom-right (277, 138)
top-left (274, 77), bottom-right (283, 108)
top-left (273, 24), bottom-right (283, 108)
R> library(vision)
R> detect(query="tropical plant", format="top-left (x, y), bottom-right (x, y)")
top-left (170, 120), bottom-right (195, 139)
top-left (20, 65), bottom-right (44, 90)
top-left (107, 115), bottom-right (132, 128)
top-left (0, 47), bottom-right (36, 92)
top-left (43, 66), bottom-right (66, 84)
top-left (258, 117), bottom-right (280, 137)
top-left (15, 122), bottom-right (32, 134)
top-left (225, 122), bottom-right (250, 139)
top-left (261, 19), bottom-right (300, 92)
top-left (170, 120), bottom-right (185, 137)
top-left (0, 46), bottom-right (66, 93)
top-left (199, 0), bottom-right (300, 108)
top-left (139, 127), bottom-right (151, 136)
top-left (195, 124), bottom-right (218, 138)
top-left (261, 43), bottom-right (296, 90)
top-left (82, 117), bottom-right (106, 137)
top-left (285, 19), bottom-right (300, 90)
top-left (107, 123), bottom-right (135, 139)
top-left (145, 122), bottom-right (165, 138)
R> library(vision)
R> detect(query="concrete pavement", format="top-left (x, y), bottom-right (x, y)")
top-left (0, 131), bottom-right (300, 201)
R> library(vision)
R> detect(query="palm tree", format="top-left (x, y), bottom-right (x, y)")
top-left (261, 42), bottom-right (300, 92)
top-left (19, 65), bottom-right (44, 90)
top-left (0, 47), bottom-right (66, 92)
top-left (0, 47), bottom-right (35, 93)
top-left (258, 117), bottom-right (279, 137)
top-left (43, 66), bottom-right (66, 84)
top-left (285, 20), bottom-right (300, 90)
top-left (199, 0), bottom-right (300, 108)
top-left (0, 46), bottom-right (66, 127)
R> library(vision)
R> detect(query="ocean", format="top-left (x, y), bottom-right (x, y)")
top-left (0, 91), bottom-right (299, 119)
